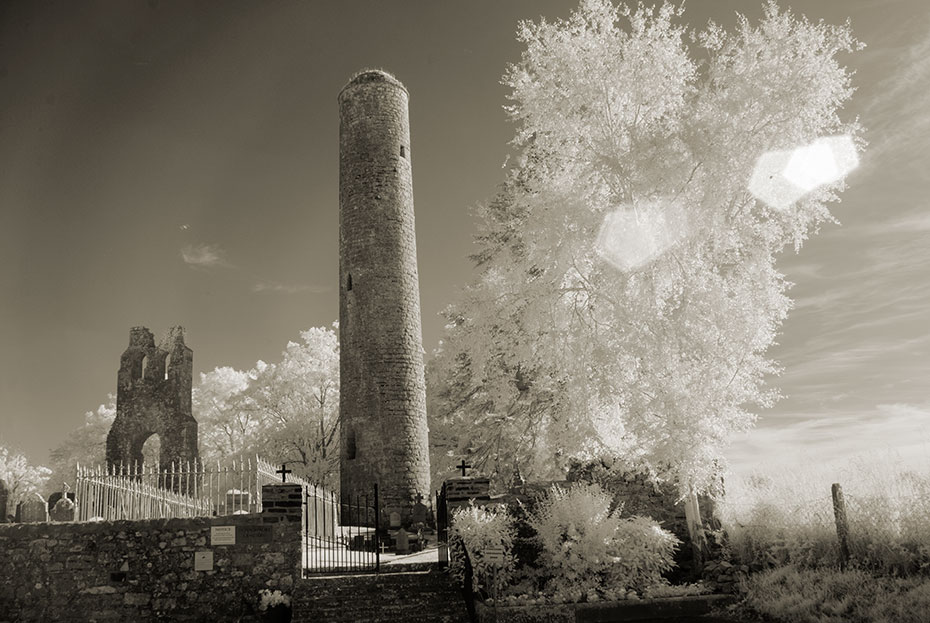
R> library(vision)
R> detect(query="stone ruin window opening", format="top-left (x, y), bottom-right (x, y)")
top-left (164, 352), bottom-right (171, 380)
top-left (140, 355), bottom-right (148, 380)
top-left (347, 273), bottom-right (353, 291)
top-left (141, 433), bottom-right (161, 469)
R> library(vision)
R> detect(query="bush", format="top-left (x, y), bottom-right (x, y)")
top-left (450, 502), bottom-right (516, 596)
top-left (528, 482), bottom-right (680, 598)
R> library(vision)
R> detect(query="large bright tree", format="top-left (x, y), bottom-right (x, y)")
top-left (428, 0), bottom-right (862, 494)
top-left (0, 445), bottom-right (52, 513)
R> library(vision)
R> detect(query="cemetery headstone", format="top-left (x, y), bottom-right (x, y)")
top-left (47, 491), bottom-right (75, 514)
top-left (389, 511), bottom-right (402, 529)
top-left (411, 499), bottom-right (428, 527)
top-left (395, 528), bottom-right (409, 554)
top-left (18, 497), bottom-right (49, 523)
top-left (49, 496), bottom-right (76, 522)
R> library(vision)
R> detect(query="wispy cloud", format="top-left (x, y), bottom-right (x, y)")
top-left (251, 281), bottom-right (329, 295)
top-left (726, 402), bottom-right (930, 479)
top-left (180, 243), bottom-right (228, 268)
top-left (859, 16), bottom-right (930, 166)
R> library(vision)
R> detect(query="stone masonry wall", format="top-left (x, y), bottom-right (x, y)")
top-left (0, 513), bottom-right (301, 622)
top-left (338, 69), bottom-right (431, 527)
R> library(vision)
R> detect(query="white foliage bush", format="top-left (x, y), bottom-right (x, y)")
top-left (450, 502), bottom-right (516, 596)
top-left (529, 483), bottom-right (680, 598)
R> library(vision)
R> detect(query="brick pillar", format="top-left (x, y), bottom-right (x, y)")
top-left (262, 484), bottom-right (303, 523)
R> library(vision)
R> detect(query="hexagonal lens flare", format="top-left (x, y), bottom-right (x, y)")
top-left (749, 135), bottom-right (858, 211)
top-left (595, 200), bottom-right (686, 272)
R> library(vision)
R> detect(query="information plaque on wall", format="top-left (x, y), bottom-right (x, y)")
top-left (211, 526), bottom-right (236, 545)
top-left (194, 551), bottom-right (214, 571)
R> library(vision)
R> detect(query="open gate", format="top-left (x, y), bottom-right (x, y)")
top-left (304, 483), bottom-right (380, 574)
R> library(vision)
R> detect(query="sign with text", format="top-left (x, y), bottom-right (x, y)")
top-left (211, 526), bottom-right (236, 546)
top-left (237, 524), bottom-right (274, 544)
top-left (483, 546), bottom-right (505, 565)
top-left (194, 551), bottom-right (214, 571)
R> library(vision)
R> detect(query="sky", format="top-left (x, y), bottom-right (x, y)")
top-left (2, 0), bottom-right (929, 487)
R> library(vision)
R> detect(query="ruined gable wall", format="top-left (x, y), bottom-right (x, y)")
top-left (106, 327), bottom-right (198, 490)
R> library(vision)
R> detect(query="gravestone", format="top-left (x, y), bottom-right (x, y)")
top-left (395, 528), bottom-right (409, 554)
top-left (0, 478), bottom-right (8, 523)
top-left (18, 497), bottom-right (49, 523)
top-left (50, 496), bottom-right (76, 522)
top-left (411, 500), bottom-right (428, 526)
top-left (389, 511), bottom-right (402, 529)
top-left (47, 491), bottom-right (75, 514)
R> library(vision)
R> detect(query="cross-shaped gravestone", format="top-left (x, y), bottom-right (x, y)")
top-left (456, 459), bottom-right (471, 477)
top-left (415, 493), bottom-right (424, 503)
top-left (276, 464), bottom-right (292, 483)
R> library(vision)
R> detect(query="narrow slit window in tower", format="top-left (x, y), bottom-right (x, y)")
top-left (347, 273), bottom-right (353, 291)
top-left (346, 428), bottom-right (357, 460)
top-left (400, 145), bottom-right (406, 158)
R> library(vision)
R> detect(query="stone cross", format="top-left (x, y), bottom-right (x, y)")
top-left (456, 459), bottom-right (471, 477)
top-left (276, 464), bottom-right (292, 483)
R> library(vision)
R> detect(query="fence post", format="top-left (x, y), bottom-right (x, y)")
top-left (374, 483), bottom-right (380, 572)
top-left (684, 489), bottom-right (709, 576)
top-left (831, 483), bottom-right (850, 570)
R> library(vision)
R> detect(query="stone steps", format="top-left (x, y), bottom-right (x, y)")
top-left (293, 563), bottom-right (470, 623)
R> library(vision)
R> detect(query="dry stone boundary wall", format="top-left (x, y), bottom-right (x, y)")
top-left (0, 512), bottom-right (300, 622)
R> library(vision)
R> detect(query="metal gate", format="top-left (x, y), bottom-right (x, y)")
top-left (304, 483), bottom-right (380, 574)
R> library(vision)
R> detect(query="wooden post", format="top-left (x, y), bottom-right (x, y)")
top-left (831, 483), bottom-right (850, 570)
top-left (684, 489), bottom-right (710, 576)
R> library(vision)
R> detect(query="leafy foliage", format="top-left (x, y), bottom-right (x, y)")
top-left (47, 396), bottom-right (115, 488)
top-left (0, 445), bottom-right (52, 513)
top-left (449, 502), bottom-right (516, 596)
top-left (528, 482), bottom-right (679, 598)
top-left (428, 0), bottom-right (863, 493)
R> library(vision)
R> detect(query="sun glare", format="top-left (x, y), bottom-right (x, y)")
top-left (595, 200), bottom-right (685, 272)
top-left (749, 135), bottom-right (858, 211)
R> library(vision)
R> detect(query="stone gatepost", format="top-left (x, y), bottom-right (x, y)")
top-left (262, 484), bottom-right (303, 523)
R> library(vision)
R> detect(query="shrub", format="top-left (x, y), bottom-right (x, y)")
top-left (450, 502), bottom-right (516, 596)
top-left (528, 482), bottom-right (680, 598)
top-left (610, 514), bottom-right (682, 592)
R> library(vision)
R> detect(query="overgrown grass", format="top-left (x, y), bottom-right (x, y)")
top-left (716, 455), bottom-right (930, 575)
top-left (738, 565), bottom-right (930, 623)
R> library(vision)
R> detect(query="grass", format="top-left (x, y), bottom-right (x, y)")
top-left (736, 565), bottom-right (930, 623)
top-left (713, 454), bottom-right (930, 621)
top-left (716, 454), bottom-right (930, 574)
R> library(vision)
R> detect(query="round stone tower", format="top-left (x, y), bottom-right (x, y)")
top-left (338, 70), bottom-right (431, 528)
